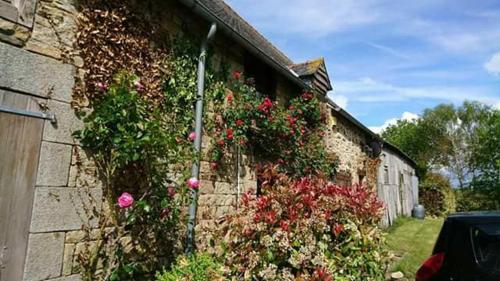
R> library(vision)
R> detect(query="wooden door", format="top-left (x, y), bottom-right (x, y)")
top-left (0, 98), bottom-right (44, 280)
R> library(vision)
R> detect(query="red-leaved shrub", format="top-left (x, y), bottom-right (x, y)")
top-left (203, 165), bottom-right (386, 280)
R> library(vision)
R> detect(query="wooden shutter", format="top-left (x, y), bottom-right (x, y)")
top-left (0, 91), bottom-right (44, 281)
top-left (0, 0), bottom-right (37, 28)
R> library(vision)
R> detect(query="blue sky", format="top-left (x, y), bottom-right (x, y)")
top-left (228, 0), bottom-right (500, 132)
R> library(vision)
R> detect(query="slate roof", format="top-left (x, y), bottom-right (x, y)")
top-left (290, 58), bottom-right (325, 76)
top-left (179, 0), bottom-right (417, 169)
top-left (290, 58), bottom-right (333, 94)
top-left (196, 0), bottom-right (294, 67)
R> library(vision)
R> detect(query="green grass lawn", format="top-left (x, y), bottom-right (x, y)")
top-left (385, 217), bottom-right (444, 280)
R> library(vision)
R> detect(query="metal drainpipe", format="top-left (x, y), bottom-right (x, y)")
top-left (186, 22), bottom-right (217, 255)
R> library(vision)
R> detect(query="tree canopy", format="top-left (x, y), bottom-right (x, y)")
top-left (381, 101), bottom-right (499, 209)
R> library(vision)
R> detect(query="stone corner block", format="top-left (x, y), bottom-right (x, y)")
top-left (43, 99), bottom-right (83, 144)
top-left (23, 232), bottom-right (65, 281)
top-left (36, 141), bottom-right (73, 186)
top-left (0, 40), bottom-right (75, 102)
top-left (30, 187), bottom-right (103, 232)
top-left (68, 146), bottom-right (102, 189)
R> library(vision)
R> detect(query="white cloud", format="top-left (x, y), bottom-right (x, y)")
top-left (328, 94), bottom-right (348, 109)
top-left (366, 42), bottom-right (411, 60)
top-left (369, 111), bottom-right (419, 134)
top-left (334, 77), bottom-right (500, 106)
top-left (485, 52), bottom-right (500, 76)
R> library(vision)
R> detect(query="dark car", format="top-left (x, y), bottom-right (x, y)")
top-left (416, 212), bottom-right (500, 281)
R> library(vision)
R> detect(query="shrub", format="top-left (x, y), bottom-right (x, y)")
top-left (155, 253), bottom-right (223, 281)
top-left (455, 189), bottom-right (499, 212)
top-left (203, 165), bottom-right (386, 280)
top-left (419, 173), bottom-right (456, 217)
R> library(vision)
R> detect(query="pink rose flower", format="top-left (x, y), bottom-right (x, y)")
top-left (118, 192), bottom-right (134, 208)
top-left (167, 186), bottom-right (176, 197)
top-left (187, 177), bottom-right (200, 189)
top-left (134, 79), bottom-right (145, 92)
top-left (188, 131), bottom-right (196, 142)
top-left (95, 82), bottom-right (108, 92)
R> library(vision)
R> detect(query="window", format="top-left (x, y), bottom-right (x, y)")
top-left (384, 165), bottom-right (389, 184)
top-left (471, 223), bottom-right (500, 270)
top-left (0, 0), bottom-right (36, 27)
top-left (244, 53), bottom-right (277, 98)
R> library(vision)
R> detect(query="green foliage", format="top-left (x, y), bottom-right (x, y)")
top-left (382, 101), bottom-right (500, 214)
top-left (162, 39), bottom-right (225, 138)
top-left (382, 101), bottom-right (496, 186)
top-left (469, 110), bottom-right (500, 205)
top-left (155, 253), bottom-right (223, 281)
top-left (74, 73), bottom-right (186, 171)
top-left (456, 189), bottom-right (499, 212)
top-left (419, 173), bottom-right (455, 217)
top-left (74, 72), bottom-right (193, 279)
top-left (382, 120), bottom-right (433, 176)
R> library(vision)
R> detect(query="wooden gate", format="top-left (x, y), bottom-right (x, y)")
top-left (0, 92), bottom-right (44, 281)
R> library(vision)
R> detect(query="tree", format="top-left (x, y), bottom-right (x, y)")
top-left (382, 101), bottom-right (496, 189)
top-left (381, 114), bottom-right (448, 177)
top-left (470, 110), bottom-right (500, 203)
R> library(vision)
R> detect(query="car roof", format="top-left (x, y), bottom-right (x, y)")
top-left (447, 212), bottom-right (500, 225)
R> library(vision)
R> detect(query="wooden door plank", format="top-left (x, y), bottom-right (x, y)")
top-left (0, 111), bottom-right (43, 281)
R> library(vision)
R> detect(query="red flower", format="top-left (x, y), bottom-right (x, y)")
top-left (301, 91), bottom-right (314, 101)
top-left (232, 71), bottom-right (242, 80)
top-left (210, 162), bottom-right (219, 170)
top-left (236, 119), bottom-right (244, 126)
top-left (265, 210), bottom-right (277, 224)
top-left (217, 139), bottom-right (225, 146)
top-left (253, 213), bottom-right (261, 223)
top-left (226, 128), bottom-right (234, 140)
top-left (333, 223), bottom-right (344, 236)
top-left (226, 92), bottom-right (234, 104)
top-left (313, 267), bottom-right (332, 281)
top-left (287, 115), bottom-right (297, 126)
top-left (256, 196), bottom-right (268, 210)
top-left (258, 97), bottom-right (273, 114)
top-left (279, 220), bottom-right (289, 231)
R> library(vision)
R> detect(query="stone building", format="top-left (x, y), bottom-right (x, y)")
top-left (0, 0), bottom-right (417, 280)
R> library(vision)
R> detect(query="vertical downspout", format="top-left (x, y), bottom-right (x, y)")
top-left (186, 22), bottom-right (217, 255)
top-left (236, 145), bottom-right (241, 209)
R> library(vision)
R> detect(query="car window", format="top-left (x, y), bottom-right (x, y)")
top-left (471, 223), bottom-right (500, 271)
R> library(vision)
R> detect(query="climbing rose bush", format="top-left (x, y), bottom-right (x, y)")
top-left (208, 72), bottom-right (336, 178)
top-left (204, 165), bottom-right (386, 280)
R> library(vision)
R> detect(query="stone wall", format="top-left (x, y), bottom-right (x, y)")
top-left (324, 108), bottom-right (370, 186)
top-left (0, 0), bottom-right (380, 279)
top-left (0, 0), bottom-right (259, 280)
top-left (0, 15), bottom-right (88, 280)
